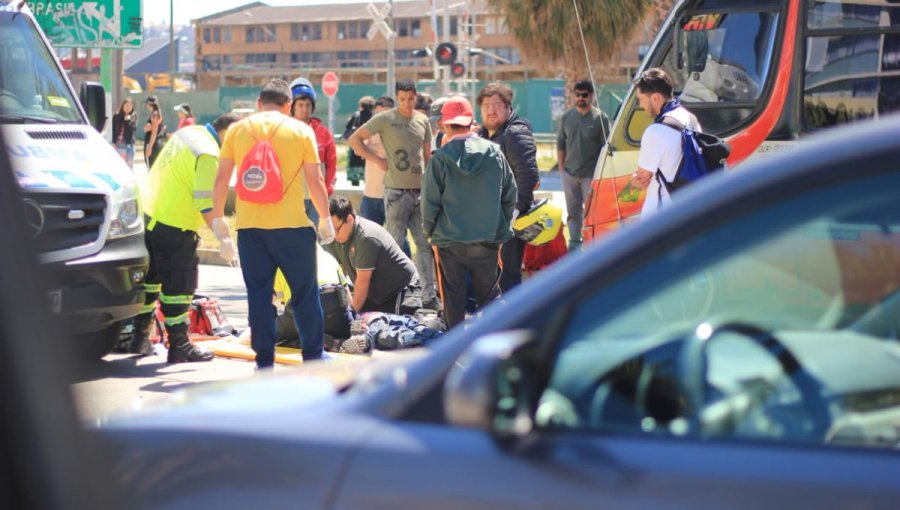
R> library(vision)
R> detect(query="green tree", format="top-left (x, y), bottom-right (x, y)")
top-left (486, 0), bottom-right (669, 96)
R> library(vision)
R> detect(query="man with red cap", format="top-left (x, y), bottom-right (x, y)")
top-left (421, 96), bottom-right (517, 329)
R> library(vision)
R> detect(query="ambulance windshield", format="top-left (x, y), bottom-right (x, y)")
top-left (0, 10), bottom-right (82, 124)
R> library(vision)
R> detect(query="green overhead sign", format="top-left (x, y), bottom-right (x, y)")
top-left (27, 0), bottom-right (143, 48)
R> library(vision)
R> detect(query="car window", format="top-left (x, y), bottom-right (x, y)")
top-left (537, 170), bottom-right (900, 451)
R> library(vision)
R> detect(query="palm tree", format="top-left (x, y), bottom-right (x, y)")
top-left (486, 0), bottom-right (671, 96)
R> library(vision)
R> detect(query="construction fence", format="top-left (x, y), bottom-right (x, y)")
top-left (123, 80), bottom-right (628, 140)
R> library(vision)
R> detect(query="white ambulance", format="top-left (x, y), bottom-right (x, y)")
top-left (1, 2), bottom-right (148, 358)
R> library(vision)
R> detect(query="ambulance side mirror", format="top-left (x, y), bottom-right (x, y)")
top-left (79, 82), bottom-right (107, 134)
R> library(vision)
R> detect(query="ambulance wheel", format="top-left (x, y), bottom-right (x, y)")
top-left (77, 323), bottom-right (120, 360)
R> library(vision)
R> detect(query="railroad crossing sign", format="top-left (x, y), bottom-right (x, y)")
top-left (322, 72), bottom-right (340, 98)
top-left (365, 2), bottom-right (394, 41)
top-left (28, 0), bottom-right (143, 48)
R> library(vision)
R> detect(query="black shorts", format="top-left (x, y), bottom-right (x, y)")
top-left (144, 221), bottom-right (199, 296)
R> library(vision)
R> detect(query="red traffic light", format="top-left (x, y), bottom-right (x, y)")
top-left (435, 42), bottom-right (457, 66)
top-left (450, 61), bottom-right (466, 78)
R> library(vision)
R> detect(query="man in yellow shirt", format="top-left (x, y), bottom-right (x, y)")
top-left (129, 113), bottom-right (241, 362)
top-left (212, 79), bottom-right (334, 368)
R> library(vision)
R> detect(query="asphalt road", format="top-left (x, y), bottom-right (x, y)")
top-left (71, 264), bottom-right (255, 424)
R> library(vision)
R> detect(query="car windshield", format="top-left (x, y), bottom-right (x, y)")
top-left (566, 171), bottom-right (900, 344)
top-left (0, 11), bottom-right (82, 124)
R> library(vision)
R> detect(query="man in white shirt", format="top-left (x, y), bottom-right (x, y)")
top-left (630, 68), bottom-right (701, 217)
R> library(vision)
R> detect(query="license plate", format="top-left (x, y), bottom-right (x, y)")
top-left (48, 290), bottom-right (62, 314)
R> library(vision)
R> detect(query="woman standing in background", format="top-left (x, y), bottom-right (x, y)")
top-left (143, 95), bottom-right (167, 168)
top-left (111, 98), bottom-right (136, 169)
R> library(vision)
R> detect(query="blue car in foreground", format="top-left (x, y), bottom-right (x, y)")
top-left (101, 116), bottom-right (900, 509)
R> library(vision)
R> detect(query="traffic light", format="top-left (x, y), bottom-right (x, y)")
top-left (450, 61), bottom-right (466, 78)
top-left (435, 42), bottom-right (457, 66)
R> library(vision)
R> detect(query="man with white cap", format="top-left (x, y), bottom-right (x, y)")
top-left (421, 97), bottom-right (517, 329)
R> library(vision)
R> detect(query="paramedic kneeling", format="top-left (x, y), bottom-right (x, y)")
top-left (324, 196), bottom-right (423, 315)
top-left (630, 68), bottom-right (701, 218)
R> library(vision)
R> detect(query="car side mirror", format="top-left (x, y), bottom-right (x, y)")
top-left (443, 330), bottom-right (541, 439)
top-left (79, 82), bottom-right (107, 133)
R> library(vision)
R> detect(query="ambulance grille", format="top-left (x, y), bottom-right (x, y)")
top-left (21, 192), bottom-right (107, 254)
top-left (26, 130), bottom-right (87, 140)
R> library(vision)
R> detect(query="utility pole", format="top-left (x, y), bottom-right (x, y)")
top-left (387, 0), bottom-right (395, 97)
top-left (430, 0), bottom-right (439, 87)
top-left (169, 0), bottom-right (176, 78)
top-left (441, 0), bottom-right (451, 94)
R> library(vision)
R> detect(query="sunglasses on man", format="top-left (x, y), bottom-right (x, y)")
top-left (574, 91), bottom-right (591, 98)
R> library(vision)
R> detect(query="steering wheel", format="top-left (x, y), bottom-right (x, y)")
top-left (677, 320), bottom-right (832, 437)
top-left (0, 89), bottom-right (25, 110)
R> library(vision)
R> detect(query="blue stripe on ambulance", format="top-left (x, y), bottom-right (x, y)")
top-left (45, 171), bottom-right (98, 189)
top-left (92, 173), bottom-right (122, 191)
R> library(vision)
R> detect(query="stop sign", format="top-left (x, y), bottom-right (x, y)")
top-left (322, 72), bottom-right (339, 98)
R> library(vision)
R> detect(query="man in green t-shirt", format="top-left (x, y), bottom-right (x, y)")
top-left (557, 80), bottom-right (610, 250)
top-left (348, 79), bottom-right (439, 309)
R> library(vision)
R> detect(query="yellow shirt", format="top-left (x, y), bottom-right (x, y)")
top-left (220, 111), bottom-right (320, 230)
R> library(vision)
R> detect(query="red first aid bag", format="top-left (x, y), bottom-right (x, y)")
top-left (235, 117), bottom-right (298, 204)
top-left (189, 296), bottom-right (236, 336)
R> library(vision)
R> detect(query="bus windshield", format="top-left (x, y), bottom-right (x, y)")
top-left (652, 8), bottom-right (781, 133)
top-left (0, 11), bottom-right (82, 124)
top-left (664, 10), bottom-right (780, 104)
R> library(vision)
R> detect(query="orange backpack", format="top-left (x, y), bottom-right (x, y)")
top-left (235, 117), bottom-right (299, 204)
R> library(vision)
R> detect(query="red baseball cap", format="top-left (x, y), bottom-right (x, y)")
top-left (441, 96), bottom-right (474, 126)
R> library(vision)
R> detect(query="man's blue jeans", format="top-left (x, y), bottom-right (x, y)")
top-left (359, 195), bottom-right (385, 225)
top-left (238, 227), bottom-right (323, 366)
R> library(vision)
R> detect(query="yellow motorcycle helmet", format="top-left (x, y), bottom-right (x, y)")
top-left (513, 199), bottom-right (563, 246)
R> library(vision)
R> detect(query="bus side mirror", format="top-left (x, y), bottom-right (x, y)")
top-left (79, 82), bottom-right (106, 134)
top-left (675, 17), bottom-right (685, 71)
top-left (687, 31), bottom-right (709, 76)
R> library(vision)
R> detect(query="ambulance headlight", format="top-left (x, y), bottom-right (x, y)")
top-left (108, 182), bottom-right (143, 239)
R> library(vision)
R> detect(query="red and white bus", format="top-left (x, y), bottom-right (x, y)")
top-left (583, 0), bottom-right (900, 242)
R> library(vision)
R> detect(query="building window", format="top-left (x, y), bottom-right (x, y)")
top-left (202, 55), bottom-right (221, 70)
top-left (337, 21), bottom-right (368, 40)
top-left (246, 25), bottom-right (276, 43)
top-left (336, 50), bottom-right (373, 68)
top-left (290, 52), bottom-right (332, 68)
top-left (203, 28), bottom-right (211, 44)
top-left (213, 28), bottom-right (221, 43)
top-left (436, 17), bottom-right (459, 38)
top-left (482, 47), bottom-right (519, 66)
top-left (246, 53), bottom-right (277, 64)
top-left (224, 28), bottom-right (232, 43)
top-left (485, 17), bottom-right (495, 35)
top-left (292, 23), bottom-right (321, 41)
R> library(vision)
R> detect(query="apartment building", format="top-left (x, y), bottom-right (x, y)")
top-left (193, 1), bottom-right (655, 90)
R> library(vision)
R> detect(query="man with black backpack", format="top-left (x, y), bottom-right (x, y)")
top-left (631, 68), bottom-right (707, 218)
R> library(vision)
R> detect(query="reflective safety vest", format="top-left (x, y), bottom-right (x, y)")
top-left (141, 125), bottom-right (219, 233)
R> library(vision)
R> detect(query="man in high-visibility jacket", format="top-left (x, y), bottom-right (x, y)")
top-left (128, 113), bottom-right (241, 362)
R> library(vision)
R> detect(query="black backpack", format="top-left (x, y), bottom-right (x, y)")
top-left (656, 116), bottom-right (731, 195)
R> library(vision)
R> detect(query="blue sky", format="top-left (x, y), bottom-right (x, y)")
top-left (144, 0), bottom-right (416, 26)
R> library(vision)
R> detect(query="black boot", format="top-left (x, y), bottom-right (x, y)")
top-left (166, 324), bottom-right (214, 363)
top-left (127, 314), bottom-right (155, 356)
